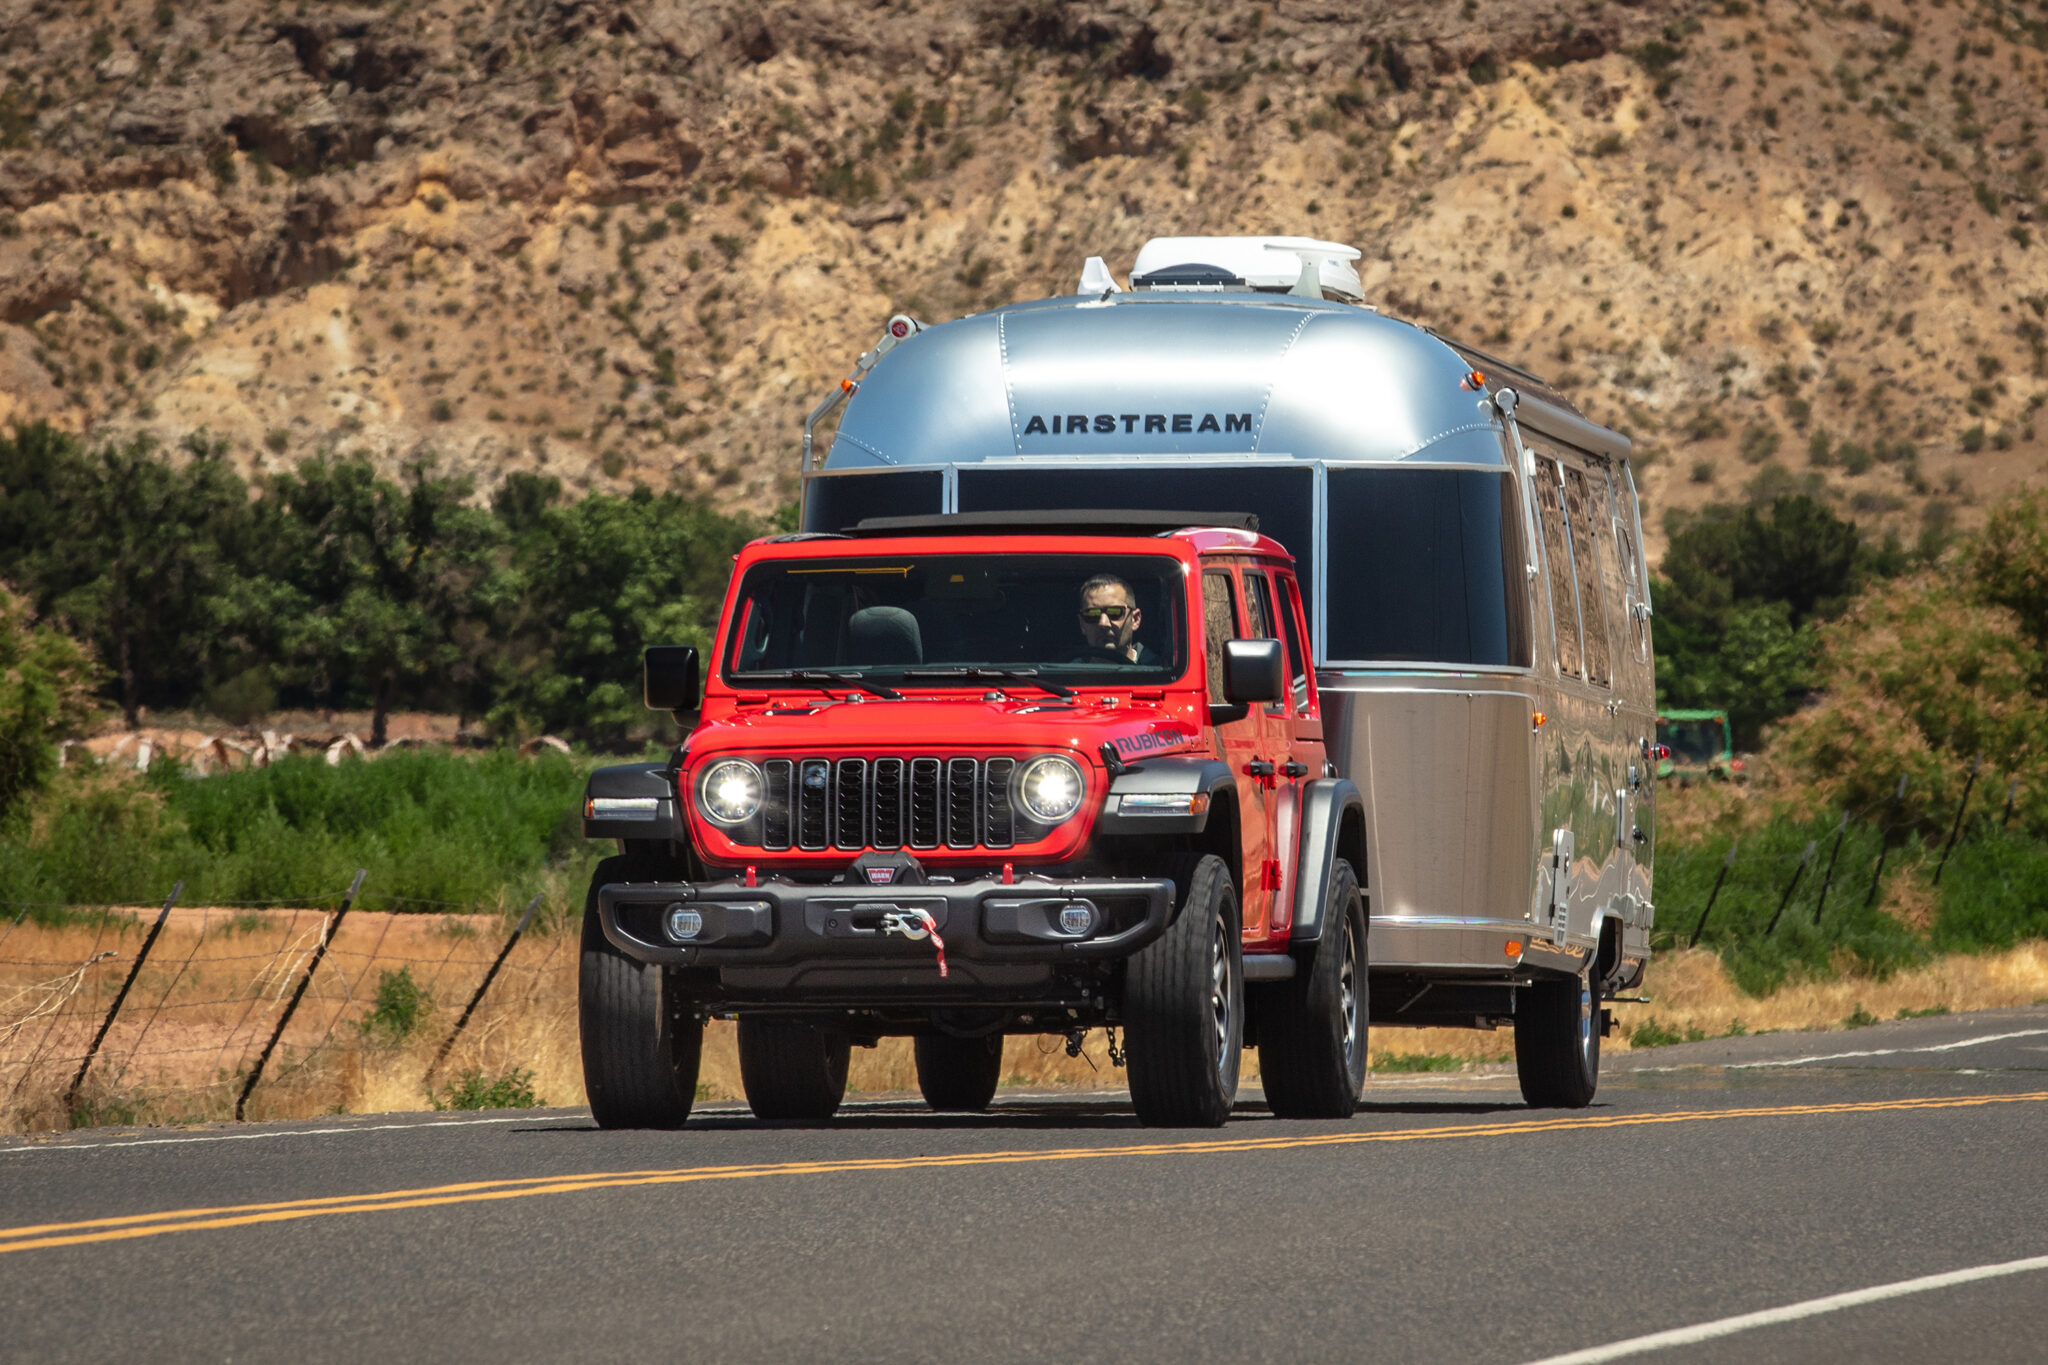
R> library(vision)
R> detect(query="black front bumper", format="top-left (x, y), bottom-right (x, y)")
top-left (596, 874), bottom-right (1175, 989)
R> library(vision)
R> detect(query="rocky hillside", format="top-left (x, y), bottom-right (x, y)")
top-left (1, 0), bottom-right (2044, 555)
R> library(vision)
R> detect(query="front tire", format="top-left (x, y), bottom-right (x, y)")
top-left (738, 1020), bottom-right (852, 1121)
top-left (579, 857), bottom-right (702, 1129)
top-left (914, 1034), bottom-right (1004, 1112)
top-left (1515, 972), bottom-right (1600, 1108)
top-left (1258, 858), bottom-right (1368, 1119)
top-left (1123, 854), bottom-right (1243, 1128)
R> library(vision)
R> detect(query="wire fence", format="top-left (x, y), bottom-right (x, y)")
top-left (0, 870), bottom-right (573, 1132)
top-left (1657, 756), bottom-right (2032, 972)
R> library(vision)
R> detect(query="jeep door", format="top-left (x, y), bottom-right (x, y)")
top-left (1201, 563), bottom-right (1276, 939)
top-left (1245, 562), bottom-right (1324, 943)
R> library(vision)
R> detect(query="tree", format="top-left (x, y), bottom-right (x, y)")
top-left (1654, 494), bottom-right (1861, 746)
top-left (263, 453), bottom-right (506, 745)
top-left (0, 585), bottom-right (99, 820)
top-left (492, 486), bottom-right (758, 741)
top-left (3, 431), bottom-right (257, 725)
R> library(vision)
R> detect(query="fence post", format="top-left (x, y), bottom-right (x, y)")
top-left (1862, 775), bottom-right (1910, 910)
top-left (1765, 840), bottom-right (1818, 936)
top-left (1689, 841), bottom-right (1739, 949)
top-left (2002, 777), bottom-right (2020, 830)
top-left (236, 869), bottom-right (367, 1121)
top-left (1809, 813), bottom-right (1850, 928)
top-left (1932, 755), bottom-right (1981, 888)
top-left (66, 882), bottom-right (182, 1110)
top-left (425, 893), bottom-right (545, 1084)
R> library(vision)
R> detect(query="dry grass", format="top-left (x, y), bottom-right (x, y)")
top-left (11, 912), bottom-right (2048, 1132)
top-left (1609, 943), bottom-right (2048, 1045)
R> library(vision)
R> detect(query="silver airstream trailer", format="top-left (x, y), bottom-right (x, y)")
top-left (796, 236), bottom-right (1656, 1105)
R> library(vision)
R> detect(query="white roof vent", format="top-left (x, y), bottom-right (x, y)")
top-left (1128, 235), bottom-right (1364, 303)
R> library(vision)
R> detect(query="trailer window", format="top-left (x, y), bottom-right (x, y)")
top-left (960, 466), bottom-right (1316, 606)
top-left (1564, 466), bottom-right (1612, 687)
top-left (802, 470), bottom-right (945, 534)
top-left (1202, 570), bottom-right (1238, 703)
top-left (1324, 469), bottom-right (1529, 668)
top-left (1533, 460), bottom-right (1583, 679)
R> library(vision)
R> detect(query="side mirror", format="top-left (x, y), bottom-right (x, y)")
top-left (1222, 638), bottom-right (1285, 705)
top-left (644, 645), bottom-right (701, 712)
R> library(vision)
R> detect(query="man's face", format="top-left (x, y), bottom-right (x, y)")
top-left (1079, 584), bottom-right (1141, 658)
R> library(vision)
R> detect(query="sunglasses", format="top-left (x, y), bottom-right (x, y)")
top-left (1078, 605), bottom-right (1132, 623)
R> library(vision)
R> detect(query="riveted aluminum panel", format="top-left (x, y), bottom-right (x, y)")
top-left (827, 294), bottom-right (1511, 470)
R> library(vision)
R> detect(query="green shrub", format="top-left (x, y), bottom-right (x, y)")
top-left (359, 966), bottom-right (433, 1043)
top-left (0, 748), bottom-right (603, 910)
top-left (431, 1067), bottom-right (537, 1110)
top-left (1370, 1051), bottom-right (1465, 1073)
top-left (1931, 831), bottom-right (2048, 952)
top-left (1654, 816), bottom-right (1927, 995)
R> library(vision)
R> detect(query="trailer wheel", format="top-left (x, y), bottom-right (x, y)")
top-left (738, 1020), bottom-right (852, 1121)
top-left (1515, 972), bottom-right (1600, 1108)
top-left (914, 1034), bottom-right (1004, 1112)
top-left (578, 857), bottom-right (702, 1129)
top-left (1123, 854), bottom-right (1243, 1128)
top-left (1257, 859), bottom-right (1367, 1119)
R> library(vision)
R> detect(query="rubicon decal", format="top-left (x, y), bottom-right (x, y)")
top-left (1022, 413), bottom-right (1254, 436)
top-left (1112, 728), bottom-right (1200, 757)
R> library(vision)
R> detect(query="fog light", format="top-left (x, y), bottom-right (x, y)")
top-left (666, 904), bottom-right (703, 941)
top-left (1057, 903), bottom-right (1094, 936)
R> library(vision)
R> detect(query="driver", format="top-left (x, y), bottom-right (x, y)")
top-left (1077, 573), bottom-right (1159, 665)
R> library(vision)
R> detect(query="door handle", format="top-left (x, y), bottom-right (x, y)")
top-left (1282, 760), bottom-right (1310, 779)
top-left (1244, 760), bottom-right (1276, 778)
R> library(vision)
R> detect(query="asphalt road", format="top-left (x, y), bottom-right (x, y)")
top-left (4, 1006), bottom-right (2047, 1364)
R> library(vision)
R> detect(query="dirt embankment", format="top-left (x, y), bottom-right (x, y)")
top-left (1, 0), bottom-right (2042, 551)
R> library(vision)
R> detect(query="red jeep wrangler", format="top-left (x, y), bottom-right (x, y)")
top-left (578, 511), bottom-right (1367, 1128)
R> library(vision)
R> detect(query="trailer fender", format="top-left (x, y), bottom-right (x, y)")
top-left (1097, 756), bottom-right (1237, 837)
top-left (582, 761), bottom-right (684, 842)
top-left (1289, 778), bottom-right (1366, 944)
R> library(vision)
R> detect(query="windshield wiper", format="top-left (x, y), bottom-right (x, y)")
top-left (744, 669), bottom-right (904, 701)
top-left (900, 667), bottom-right (1075, 699)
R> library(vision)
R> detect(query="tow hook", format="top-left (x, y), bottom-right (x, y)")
top-left (880, 907), bottom-right (948, 978)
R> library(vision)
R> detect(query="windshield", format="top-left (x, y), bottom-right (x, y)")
top-left (1659, 718), bottom-right (1728, 763)
top-left (723, 552), bottom-right (1189, 688)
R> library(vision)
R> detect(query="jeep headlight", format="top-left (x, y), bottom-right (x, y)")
top-left (1017, 754), bottom-right (1085, 824)
top-left (698, 759), bottom-right (763, 825)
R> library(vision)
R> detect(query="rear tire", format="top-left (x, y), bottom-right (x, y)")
top-left (1515, 972), bottom-right (1600, 1108)
top-left (1123, 854), bottom-right (1243, 1128)
top-left (914, 1034), bottom-right (1004, 1112)
top-left (579, 857), bottom-right (701, 1129)
top-left (1258, 858), bottom-right (1367, 1119)
top-left (738, 1020), bottom-right (852, 1121)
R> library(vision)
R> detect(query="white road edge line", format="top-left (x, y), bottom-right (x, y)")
top-left (0, 1114), bottom-right (587, 1155)
top-left (1522, 1254), bottom-right (2048, 1364)
top-left (1731, 1027), bottom-right (2048, 1069)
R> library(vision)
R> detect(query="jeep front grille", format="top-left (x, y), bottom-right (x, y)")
top-left (753, 756), bottom-right (1017, 852)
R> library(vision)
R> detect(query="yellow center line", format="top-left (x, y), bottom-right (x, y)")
top-left (4, 1090), bottom-right (2041, 1257)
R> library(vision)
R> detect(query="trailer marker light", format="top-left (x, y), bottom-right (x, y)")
top-left (1462, 369), bottom-right (1488, 391)
top-left (1505, 939), bottom-right (1523, 956)
top-left (1532, 712), bottom-right (1548, 729)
